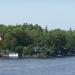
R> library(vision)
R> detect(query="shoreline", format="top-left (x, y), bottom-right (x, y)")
top-left (0, 54), bottom-right (75, 59)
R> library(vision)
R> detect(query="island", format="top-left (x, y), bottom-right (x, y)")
top-left (0, 24), bottom-right (75, 58)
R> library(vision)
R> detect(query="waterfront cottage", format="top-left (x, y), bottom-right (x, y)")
top-left (32, 47), bottom-right (40, 53)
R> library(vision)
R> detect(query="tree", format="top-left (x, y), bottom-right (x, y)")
top-left (15, 46), bottom-right (24, 57)
top-left (12, 27), bottom-right (32, 47)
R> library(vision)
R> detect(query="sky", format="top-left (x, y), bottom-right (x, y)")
top-left (0, 0), bottom-right (75, 30)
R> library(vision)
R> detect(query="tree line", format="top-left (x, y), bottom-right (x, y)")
top-left (0, 23), bottom-right (75, 57)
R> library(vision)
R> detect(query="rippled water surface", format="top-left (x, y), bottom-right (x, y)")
top-left (0, 57), bottom-right (75, 75)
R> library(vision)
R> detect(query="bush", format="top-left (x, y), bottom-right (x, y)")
top-left (15, 46), bottom-right (24, 57)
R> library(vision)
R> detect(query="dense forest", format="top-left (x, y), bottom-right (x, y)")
top-left (0, 23), bottom-right (75, 57)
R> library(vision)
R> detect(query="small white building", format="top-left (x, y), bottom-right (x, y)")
top-left (9, 53), bottom-right (18, 58)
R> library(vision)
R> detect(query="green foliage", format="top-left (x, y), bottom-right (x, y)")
top-left (0, 24), bottom-right (75, 56)
top-left (15, 46), bottom-right (24, 57)
top-left (12, 27), bottom-right (32, 46)
top-left (24, 45), bottom-right (33, 55)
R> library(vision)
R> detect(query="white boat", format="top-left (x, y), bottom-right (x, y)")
top-left (9, 53), bottom-right (18, 58)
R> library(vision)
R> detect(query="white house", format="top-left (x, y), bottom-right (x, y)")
top-left (9, 53), bottom-right (18, 58)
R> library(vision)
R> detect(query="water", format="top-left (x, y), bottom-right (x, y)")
top-left (0, 57), bottom-right (75, 75)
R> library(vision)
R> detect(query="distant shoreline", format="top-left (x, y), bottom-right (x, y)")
top-left (0, 54), bottom-right (75, 59)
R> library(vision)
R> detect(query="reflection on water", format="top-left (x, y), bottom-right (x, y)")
top-left (0, 57), bottom-right (75, 75)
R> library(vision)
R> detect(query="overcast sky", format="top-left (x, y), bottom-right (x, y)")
top-left (0, 0), bottom-right (75, 30)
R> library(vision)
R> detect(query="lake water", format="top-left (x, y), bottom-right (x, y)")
top-left (0, 57), bottom-right (75, 75)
